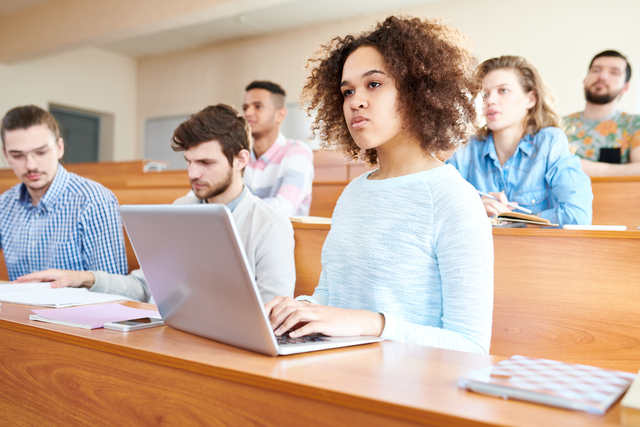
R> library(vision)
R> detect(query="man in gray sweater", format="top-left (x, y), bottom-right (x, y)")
top-left (16, 104), bottom-right (296, 303)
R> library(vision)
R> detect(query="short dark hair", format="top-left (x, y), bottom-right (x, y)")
top-left (245, 80), bottom-right (286, 97)
top-left (589, 50), bottom-right (631, 82)
top-left (171, 104), bottom-right (251, 166)
top-left (1, 105), bottom-right (61, 148)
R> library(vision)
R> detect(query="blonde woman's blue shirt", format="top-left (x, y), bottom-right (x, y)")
top-left (446, 127), bottom-right (593, 226)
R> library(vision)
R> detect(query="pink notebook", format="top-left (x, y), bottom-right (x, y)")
top-left (459, 355), bottom-right (636, 415)
top-left (30, 303), bottom-right (161, 329)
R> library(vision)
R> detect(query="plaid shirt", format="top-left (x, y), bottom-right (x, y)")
top-left (0, 165), bottom-right (128, 280)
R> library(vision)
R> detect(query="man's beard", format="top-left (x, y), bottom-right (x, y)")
top-left (584, 84), bottom-right (624, 105)
top-left (191, 167), bottom-right (233, 201)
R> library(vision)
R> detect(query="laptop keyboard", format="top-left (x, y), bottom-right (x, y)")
top-left (277, 333), bottom-right (330, 345)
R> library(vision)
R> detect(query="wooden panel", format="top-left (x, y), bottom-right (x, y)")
top-left (309, 183), bottom-right (347, 217)
top-left (293, 224), bottom-right (330, 297)
top-left (123, 170), bottom-right (188, 187)
top-left (111, 187), bottom-right (191, 205)
top-left (64, 160), bottom-right (148, 176)
top-left (291, 225), bottom-right (640, 373)
top-left (0, 160), bottom-right (146, 179)
top-left (0, 175), bottom-right (19, 194)
top-left (492, 230), bottom-right (640, 372)
top-left (0, 327), bottom-right (418, 427)
top-left (591, 178), bottom-right (640, 228)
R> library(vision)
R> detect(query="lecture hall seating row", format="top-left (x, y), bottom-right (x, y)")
top-left (2, 221), bottom-right (640, 373)
top-left (1, 157), bottom-right (640, 372)
top-left (1, 153), bottom-right (638, 224)
top-left (1, 227), bottom-right (639, 426)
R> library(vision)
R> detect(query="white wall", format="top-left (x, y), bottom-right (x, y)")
top-left (0, 47), bottom-right (137, 168)
top-left (4, 0), bottom-right (636, 165)
top-left (427, 0), bottom-right (640, 117)
top-left (136, 0), bottom-right (640, 158)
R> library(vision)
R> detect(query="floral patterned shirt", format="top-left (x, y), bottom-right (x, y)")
top-left (562, 111), bottom-right (640, 163)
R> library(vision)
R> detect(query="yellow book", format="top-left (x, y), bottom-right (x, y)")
top-left (494, 212), bottom-right (558, 227)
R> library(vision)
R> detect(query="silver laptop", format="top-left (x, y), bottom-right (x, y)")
top-left (120, 204), bottom-right (382, 356)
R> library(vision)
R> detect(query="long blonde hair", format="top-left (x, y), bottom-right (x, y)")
top-left (476, 55), bottom-right (560, 141)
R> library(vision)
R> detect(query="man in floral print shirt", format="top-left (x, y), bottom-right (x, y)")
top-left (563, 50), bottom-right (640, 177)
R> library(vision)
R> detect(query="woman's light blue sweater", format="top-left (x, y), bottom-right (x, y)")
top-left (301, 164), bottom-right (494, 354)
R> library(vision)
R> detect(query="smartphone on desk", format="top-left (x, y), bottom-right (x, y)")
top-left (103, 317), bottom-right (164, 332)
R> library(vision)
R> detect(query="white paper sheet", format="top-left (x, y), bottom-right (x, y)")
top-left (0, 282), bottom-right (129, 308)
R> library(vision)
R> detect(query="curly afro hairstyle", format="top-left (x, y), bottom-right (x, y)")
top-left (301, 16), bottom-right (481, 165)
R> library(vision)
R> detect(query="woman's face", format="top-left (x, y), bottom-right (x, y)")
top-left (483, 68), bottom-right (536, 136)
top-left (341, 46), bottom-right (402, 151)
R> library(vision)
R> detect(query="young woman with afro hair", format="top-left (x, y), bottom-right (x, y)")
top-left (265, 16), bottom-right (494, 354)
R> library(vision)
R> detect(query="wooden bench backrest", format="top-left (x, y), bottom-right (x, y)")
top-left (491, 229), bottom-right (640, 372)
top-left (288, 225), bottom-right (640, 373)
top-left (591, 177), bottom-right (640, 228)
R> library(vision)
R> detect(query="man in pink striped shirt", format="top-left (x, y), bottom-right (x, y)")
top-left (242, 81), bottom-right (314, 216)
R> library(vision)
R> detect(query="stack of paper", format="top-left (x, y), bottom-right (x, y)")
top-left (0, 282), bottom-right (130, 308)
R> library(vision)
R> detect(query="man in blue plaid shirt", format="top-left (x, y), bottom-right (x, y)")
top-left (0, 105), bottom-right (128, 281)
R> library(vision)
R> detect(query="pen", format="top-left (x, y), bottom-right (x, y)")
top-left (477, 191), bottom-right (533, 214)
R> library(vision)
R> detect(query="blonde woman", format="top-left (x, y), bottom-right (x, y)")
top-left (447, 56), bottom-right (593, 226)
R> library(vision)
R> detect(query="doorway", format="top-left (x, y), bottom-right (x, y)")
top-left (50, 105), bottom-right (101, 164)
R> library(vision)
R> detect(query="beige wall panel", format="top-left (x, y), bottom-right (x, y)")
top-left (0, 48), bottom-right (137, 167)
top-left (137, 0), bottom-right (640, 160)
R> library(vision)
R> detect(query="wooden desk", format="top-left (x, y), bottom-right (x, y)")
top-left (0, 302), bottom-right (624, 426)
top-left (291, 225), bottom-right (640, 373)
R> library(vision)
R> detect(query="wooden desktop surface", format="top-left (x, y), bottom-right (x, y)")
top-left (0, 301), bottom-right (625, 426)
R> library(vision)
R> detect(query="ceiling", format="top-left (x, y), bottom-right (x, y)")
top-left (100, 0), bottom-right (441, 57)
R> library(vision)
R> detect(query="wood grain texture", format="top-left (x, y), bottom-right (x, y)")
top-left (492, 232), bottom-right (640, 372)
top-left (111, 187), bottom-right (191, 205)
top-left (293, 226), bottom-right (329, 297)
top-left (0, 328), bottom-right (418, 427)
top-left (308, 183), bottom-right (347, 218)
top-left (591, 180), bottom-right (640, 228)
top-left (0, 302), bottom-right (624, 426)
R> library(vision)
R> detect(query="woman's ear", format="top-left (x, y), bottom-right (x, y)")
top-left (526, 91), bottom-right (537, 110)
